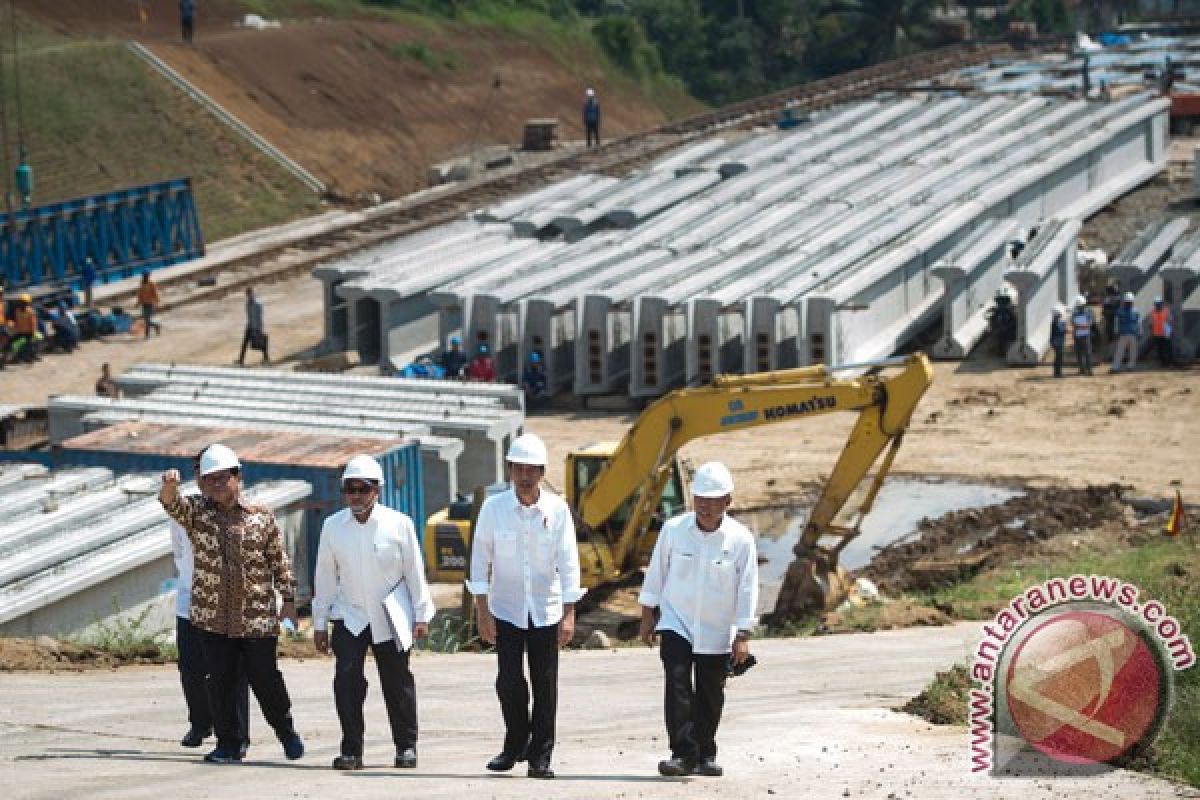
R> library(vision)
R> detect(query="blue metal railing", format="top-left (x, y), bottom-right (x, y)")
top-left (0, 178), bottom-right (205, 291)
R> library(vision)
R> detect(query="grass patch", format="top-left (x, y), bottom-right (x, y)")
top-left (71, 605), bottom-right (176, 662)
top-left (905, 534), bottom-right (1199, 787)
top-left (901, 664), bottom-right (969, 726)
top-left (389, 41), bottom-right (462, 70)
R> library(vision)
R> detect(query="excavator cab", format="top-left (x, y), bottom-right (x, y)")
top-left (567, 444), bottom-right (687, 586)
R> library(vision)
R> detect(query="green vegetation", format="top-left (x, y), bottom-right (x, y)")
top-left (905, 536), bottom-right (1199, 787)
top-left (902, 664), bottom-right (970, 725)
top-left (0, 16), bottom-right (319, 240)
top-left (72, 604), bottom-right (177, 662)
top-left (389, 40), bottom-right (462, 70)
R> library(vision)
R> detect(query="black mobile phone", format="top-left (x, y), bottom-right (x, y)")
top-left (727, 653), bottom-right (757, 677)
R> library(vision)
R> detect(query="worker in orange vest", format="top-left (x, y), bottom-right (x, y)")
top-left (1148, 297), bottom-right (1174, 367)
top-left (9, 293), bottom-right (40, 363)
top-left (135, 272), bottom-right (162, 338)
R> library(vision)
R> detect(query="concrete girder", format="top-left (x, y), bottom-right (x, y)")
top-left (606, 171), bottom-right (724, 229)
top-left (650, 138), bottom-right (730, 175)
top-left (1109, 218), bottom-right (1190, 300)
top-left (630, 297), bottom-right (689, 397)
top-left (509, 175), bottom-right (619, 237)
top-left (1005, 218), bottom-right (1082, 366)
top-left (931, 219), bottom-right (1022, 359)
top-left (474, 174), bottom-right (597, 223)
top-left (517, 298), bottom-right (576, 392)
top-left (1159, 263), bottom-right (1200, 362)
top-left (551, 171), bottom-right (675, 234)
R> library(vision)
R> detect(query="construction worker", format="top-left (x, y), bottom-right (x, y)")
top-left (1149, 297), bottom-right (1174, 367)
top-left (1111, 292), bottom-right (1140, 373)
top-left (466, 342), bottom-right (496, 382)
top-left (467, 433), bottom-right (585, 780)
top-left (312, 455), bottom-right (435, 771)
top-left (521, 351), bottom-right (550, 409)
top-left (81, 258), bottom-right (97, 309)
top-left (639, 461), bottom-right (758, 778)
top-left (439, 335), bottom-right (468, 379)
top-left (180, 0), bottom-right (195, 43)
top-left (237, 287), bottom-right (269, 365)
top-left (1049, 306), bottom-right (1067, 378)
top-left (1101, 282), bottom-right (1121, 346)
top-left (1070, 295), bottom-right (1095, 376)
top-left (159, 445), bottom-right (305, 764)
top-left (135, 272), bottom-right (162, 338)
top-left (583, 88), bottom-right (601, 148)
top-left (9, 293), bottom-right (40, 363)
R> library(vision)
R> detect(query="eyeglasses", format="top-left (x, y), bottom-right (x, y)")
top-left (342, 482), bottom-right (377, 495)
top-left (200, 469), bottom-right (239, 483)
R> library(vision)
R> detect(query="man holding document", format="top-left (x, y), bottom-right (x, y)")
top-left (313, 454), bottom-right (435, 771)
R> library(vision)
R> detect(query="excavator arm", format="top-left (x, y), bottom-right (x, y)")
top-left (576, 353), bottom-right (934, 614)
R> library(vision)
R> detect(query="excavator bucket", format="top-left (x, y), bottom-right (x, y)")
top-left (772, 551), bottom-right (852, 620)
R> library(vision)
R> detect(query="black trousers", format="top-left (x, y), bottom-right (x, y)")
top-left (1052, 342), bottom-right (1064, 377)
top-left (660, 630), bottom-right (728, 762)
top-left (238, 327), bottom-right (269, 363)
top-left (332, 623), bottom-right (418, 757)
top-left (1155, 336), bottom-right (1174, 366)
top-left (495, 618), bottom-right (559, 766)
top-left (586, 122), bottom-right (600, 148)
top-left (182, 17), bottom-right (193, 43)
top-left (199, 630), bottom-right (296, 751)
top-left (176, 617), bottom-right (249, 740)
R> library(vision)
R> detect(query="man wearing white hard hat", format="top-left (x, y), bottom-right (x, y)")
top-left (311, 454), bottom-right (435, 771)
top-left (160, 444), bottom-right (305, 764)
top-left (1111, 292), bottom-right (1141, 373)
top-left (1070, 294), bottom-right (1096, 376)
top-left (638, 461), bottom-right (758, 778)
top-left (467, 432), bottom-right (585, 780)
top-left (583, 87), bottom-right (600, 148)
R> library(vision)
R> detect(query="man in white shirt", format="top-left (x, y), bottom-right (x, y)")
top-left (467, 433), bottom-right (585, 780)
top-left (638, 461), bottom-right (758, 778)
top-left (312, 454), bottom-right (435, 771)
top-left (171, 453), bottom-right (249, 754)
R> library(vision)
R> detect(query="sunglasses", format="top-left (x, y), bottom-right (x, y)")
top-left (200, 468), bottom-right (239, 483)
top-left (342, 482), bottom-right (377, 495)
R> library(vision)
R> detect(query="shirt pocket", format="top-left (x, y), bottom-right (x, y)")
top-left (668, 552), bottom-right (696, 582)
top-left (373, 538), bottom-right (403, 570)
top-left (494, 529), bottom-right (519, 558)
top-left (708, 557), bottom-right (737, 591)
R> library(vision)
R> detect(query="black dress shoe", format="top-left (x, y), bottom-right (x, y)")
top-left (693, 757), bottom-right (723, 777)
top-left (332, 754), bottom-right (363, 770)
top-left (486, 750), bottom-right (525, 772)
top-left (657, 756), bottom-right (693, 777)
top-left (180, 726), bottom-right (211, 748)
top-left (394, 747), bottom-right (417, 768)
top-left (527, 763), bottom-right (555, 779)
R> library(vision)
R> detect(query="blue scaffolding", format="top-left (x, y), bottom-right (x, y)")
top-left (0, 178), bottom-right (205, 291)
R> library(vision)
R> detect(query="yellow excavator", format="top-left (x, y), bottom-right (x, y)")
top-left (422, 353), bottom-right (934, 618)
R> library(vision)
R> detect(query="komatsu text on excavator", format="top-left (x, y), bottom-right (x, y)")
top-left (423, 353), bottom-right (934, 619)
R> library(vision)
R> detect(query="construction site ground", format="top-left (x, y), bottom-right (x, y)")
top-left (2, 622), bottom-right (1195, 800)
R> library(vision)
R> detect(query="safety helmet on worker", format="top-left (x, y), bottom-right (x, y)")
top-left (343, 454), bottom-right (384, 485)
top-left (18, 293), bottom-right (32, 304)
top-left (199, 444), bottom-right (240, 476)
top-left (1122, 292), bottom-right (1135, 303)
top-left (477, 343), bottom-right (489, 355)
top-left (1075, 294), bottom-right (1087, 307)
top-left (507, 433), bottom-right (548, 467)
top-left (1154, 296), bottom-right (1163, 305)
top-left (692, 462), bottom-right (735, 498)
top-left (586, 87), bottom-right (595, 97)
top-left (528, 351), bottom-right (542, 364)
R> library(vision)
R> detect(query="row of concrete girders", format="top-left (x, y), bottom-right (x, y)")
top-left (1005, 218), bottom-right (1083, 365)
top-left (1123, 217), bottom-right (1200, 357)
top-left (0, 469), bottom-right (311, 637)
top-left (931, 219), bottom-right (1023, 359)
top-left (312, 92), bottom-right (1167, 395)
top-left (51, 365), bottom-right (523, 512)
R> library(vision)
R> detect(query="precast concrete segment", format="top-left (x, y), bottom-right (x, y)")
top-left (1109, 217), bottom-right (1191, 299)
top-left (931, 219), bottom-right (1022, 359)
top-left (629, 297), bottom-right (689, 397)
top-left (509, 175), bottom-right (620, 237)
top-left (649, 138), bottom-right (730, 174)
top-left (1159, 263), bottom-right (1200, 362)
top-left (0, 480), bottom-right (312, 637)
top-left (473, 174), bottom-right (598, 223)
top-left (551, 170), bottom-right (676, 233)
top-left (120, 364), bottom-right (523, 409)
top-left (1005, 218), bottom-right (1082, 366)
top-left (517, 298), bottom-right (575, 392)
top-left (606, 171), bottom-right (724, 229)
top-left (0, 468), bottom-right (117, 522)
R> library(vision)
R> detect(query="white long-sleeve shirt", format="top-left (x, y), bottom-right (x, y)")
top-left (639, 511), bottom-right (759, 654)
top-left (466, 487), bottom-right (586, 628)
top-left (169, 520), bottom-right (193, 619)
top-left (312, 504), bottom-right (435, 651)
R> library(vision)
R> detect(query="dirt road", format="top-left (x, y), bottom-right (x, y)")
top-left (0, 623), bottom-right (1190, 799)
top-left (1, 269), bottom-right (1195, 506)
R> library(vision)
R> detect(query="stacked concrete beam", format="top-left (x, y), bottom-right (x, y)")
top-left (1110, 218), bottom-right (1191, 329)
top-left (1005, 218), bottom-right (1083, 365)
top-left (1159, 228), bottom-right (1200, 362)
top-left (931, 219), bottom-right (1023, 359)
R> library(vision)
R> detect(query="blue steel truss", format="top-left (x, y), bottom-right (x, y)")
top-left (0, 178), bottom-right (205, 291)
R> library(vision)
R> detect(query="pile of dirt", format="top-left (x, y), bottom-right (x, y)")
top-left (899, 664), bottom-right (970, 726)
top-left (0, 636), bottom-right (138, 672)
top-left (819, 597), bottom-right (952, 635)
top-left (862, 484), bottom-right (1132, 594)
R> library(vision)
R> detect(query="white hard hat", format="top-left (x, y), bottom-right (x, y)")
top-left (343, 454), bottom-right (384, 484)
top-left (199, 444), bottom-right (240, 476)
top-left (1076, 294), bottom-right (1087, 307)
top-left (1123, 292), bottom-right (1135, 302)
top-left (692, 462), bottom-right (734, 498)
top-left (586, 87), bottom-right (595, 97)
top-left (1154, 296), bottom-right (1163, 304)
top-left (507, 433), bottom-right (548, 466)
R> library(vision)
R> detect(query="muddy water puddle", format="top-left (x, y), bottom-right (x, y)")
top-left (747, 477), bottom-right (1023, 614)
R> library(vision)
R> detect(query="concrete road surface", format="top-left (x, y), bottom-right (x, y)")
top-left (0, 623), bottom-right (1192, 799)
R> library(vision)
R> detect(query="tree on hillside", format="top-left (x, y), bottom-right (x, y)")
top-left (818, 0), bottom-right (939, 61)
